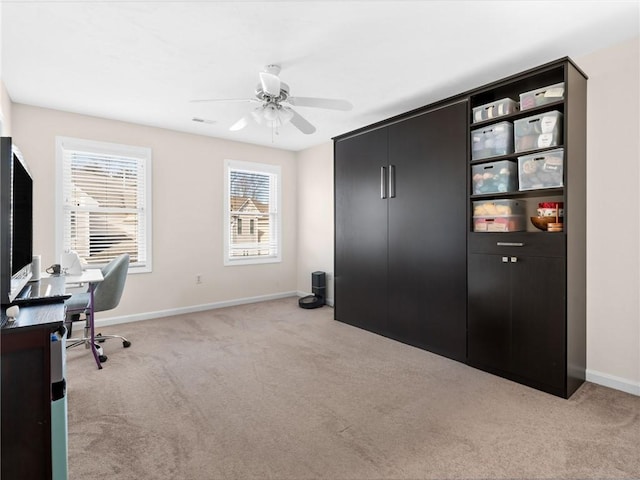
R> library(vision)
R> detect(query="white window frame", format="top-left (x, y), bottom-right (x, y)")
top-left (55, 136), bottom-right (152, 273)
top-left (223, 159), bottom-right (282, 266)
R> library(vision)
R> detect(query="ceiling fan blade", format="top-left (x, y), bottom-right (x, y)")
top-left (287, 96), bottom-right (353, 111)
top-left (229, 114), bottom-right (251, 131)
top-left (259, 72), bottom-right (281, 97)
top-left (289, 108), bottom-right (316, 135)
top-left (190, 98), bottom-right (257, 104)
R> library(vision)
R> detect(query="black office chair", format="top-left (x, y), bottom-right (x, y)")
top-left (65, 253), bottom-right (132, 365)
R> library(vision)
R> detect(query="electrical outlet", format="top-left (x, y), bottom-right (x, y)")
top-left (196, 274), bottom-right (202, 284)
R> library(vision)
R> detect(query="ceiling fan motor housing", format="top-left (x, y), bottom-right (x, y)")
top-left (255, 82), bottom-right (289, 104)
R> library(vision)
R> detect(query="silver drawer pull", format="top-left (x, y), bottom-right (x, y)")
top-left (496, 242), bottom-right (525, 247)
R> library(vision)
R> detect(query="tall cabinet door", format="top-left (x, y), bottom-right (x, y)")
top-left (387, 102), bottom-right (468, 361)
top-left (334, 127), bottom-right (389, 335)
top-left (511, 255), bottom-right (566, 391)
top-left (467, 253), bottom-right (511, 371)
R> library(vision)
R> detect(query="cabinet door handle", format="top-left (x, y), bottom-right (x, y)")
top-left (389, 165), bottom-right (396, 198)
top-left (496, 242), bottom-right (525, 247)
top-left (380, 166), bottom-right (387, 199)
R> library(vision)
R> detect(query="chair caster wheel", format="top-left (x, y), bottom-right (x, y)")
top-left (99, 355), bottom-right (108, 363)
top-left (123, 340), bottom-right (131, 348)
top-left (96, 333), bottom-right (106, 343)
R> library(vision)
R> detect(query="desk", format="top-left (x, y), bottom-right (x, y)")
top-left (42, 268), bottom-right (104, 288)
top-left (62, 268), bottom-right (103, 288)
top-left (43, 269), bottom-right (104, 369)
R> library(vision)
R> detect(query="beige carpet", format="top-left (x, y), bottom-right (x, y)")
top-left (65, 298), bottom-right (640, 480)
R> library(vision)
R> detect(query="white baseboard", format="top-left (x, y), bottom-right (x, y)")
top-left (94, 291), bottom-right (298, 328)
top-left (586, 369), bottom-right (640, 396)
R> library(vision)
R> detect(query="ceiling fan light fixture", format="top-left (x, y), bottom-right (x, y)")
top-left (263, 103), bottom-right (279, 121)
top-left (258, 103), bottom-right (294, 129)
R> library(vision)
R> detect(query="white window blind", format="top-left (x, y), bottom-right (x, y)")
top-left (224, 160), bottom-right (281, 265)
top-left (56, 137), bottom-right (152, 272)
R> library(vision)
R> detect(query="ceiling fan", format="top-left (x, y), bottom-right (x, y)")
top-left (191, 65), bottom-right (353, 135)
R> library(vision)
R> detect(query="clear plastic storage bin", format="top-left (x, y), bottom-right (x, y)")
top-left (514, 110), bottom-right (563, 153)
top-left (472, 199), bottom-right (526, 232)
top-left (519, 82), bottom-right (564, 111)
top-left (517, 148), bottom-right (564, 191)
top-left (472, 98), bottom-right (518, 123)
top-left (473, 215), bottom-right (527, 232)
top-left (471, 121), bottom-right (514, 160)
top-left (471, 160), bottom-right (518, 195)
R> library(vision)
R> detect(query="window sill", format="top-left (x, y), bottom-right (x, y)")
top-left (224, 256), bottom-right (281, 267)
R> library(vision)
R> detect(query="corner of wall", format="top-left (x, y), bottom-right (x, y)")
top-left (295, 141), bottom-right (335, 301)
top-left (0, 80), bottom-right (12, 136)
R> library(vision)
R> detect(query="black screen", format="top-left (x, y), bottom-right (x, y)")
top-left (11, 154), bottom-right (33, 275)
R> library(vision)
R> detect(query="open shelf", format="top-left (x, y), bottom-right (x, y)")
top-left (470, 100), bottom-right (565, 129)
top-left (470, 145), bottom-right (566, 166)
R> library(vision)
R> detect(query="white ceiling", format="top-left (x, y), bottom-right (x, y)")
top-left (2, 1), bottom-right (639, 151)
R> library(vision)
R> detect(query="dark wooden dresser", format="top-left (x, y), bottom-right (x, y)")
top-left (1, 296), bottom-right (65, 479)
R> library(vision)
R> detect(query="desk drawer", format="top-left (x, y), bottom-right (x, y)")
top-left (469, 232), bottom-right (566, 257)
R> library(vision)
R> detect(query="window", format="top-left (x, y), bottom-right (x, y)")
top-left (224, 160), bottom-right (281, 265)
top-left (56, 137), bottom-right (152, 273)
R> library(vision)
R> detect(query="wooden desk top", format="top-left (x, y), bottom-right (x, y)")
top-left (1, 303), bottom-right (65, 331)
top-left (1, 277), bottom-right (66, 331)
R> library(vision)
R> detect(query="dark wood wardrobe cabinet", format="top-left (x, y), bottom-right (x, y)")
top-left (334, 57), bottom-right (586, 399)
top-left (334, 101), bottom-right (468, 362)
